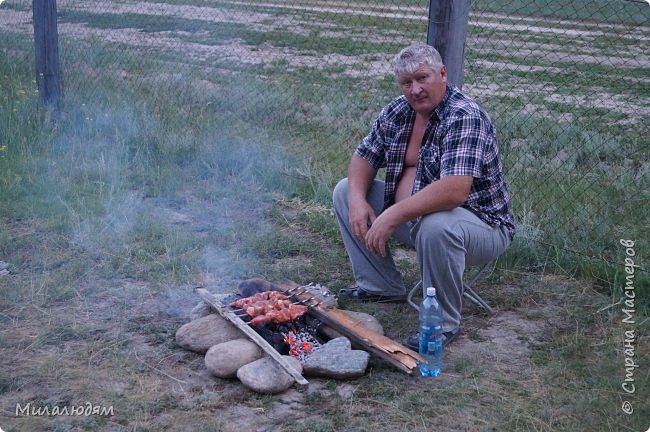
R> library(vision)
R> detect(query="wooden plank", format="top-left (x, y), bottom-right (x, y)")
top-left (311, 306), bottom-right (423, 374)
top-left (275, 281), bottom-right (425, 375)
top-left (195, 288), bottom-right (309, 389)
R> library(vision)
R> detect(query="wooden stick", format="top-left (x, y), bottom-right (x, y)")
top-left (195, 288), bottom-right (309, 389)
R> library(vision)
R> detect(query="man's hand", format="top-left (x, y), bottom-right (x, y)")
top-left (349, 200), bottom-right (376, 244)
top-left (361, 175), bottom-right (474, 257)
top-left (346, 155), bottom-right (379, 244)
top-left (363, 207), bottom-right (398, 257)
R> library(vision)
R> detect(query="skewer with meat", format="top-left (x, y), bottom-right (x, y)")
top-left (250, 304), bottom-right (308, 326)
top-left (229, 290), bottom-right (308, 326)
top-left (244, 299), bottom-right (293, 317)
top-left (231, 291), bottom-right (289, 309)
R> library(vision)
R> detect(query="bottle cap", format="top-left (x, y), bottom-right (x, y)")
top-left (426, 287), bottom-right (436, 296)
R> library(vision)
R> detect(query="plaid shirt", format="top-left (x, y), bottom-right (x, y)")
top-left (355, 85), bottom-right (515, 238)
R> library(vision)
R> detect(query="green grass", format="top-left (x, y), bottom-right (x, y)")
top-left (6, 0), bottom-right (647, 302)
top-left (58, 10), bottom-right (423, 57)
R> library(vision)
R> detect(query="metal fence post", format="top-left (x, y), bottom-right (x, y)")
top-left (33, 0), bottom-right (62, 108)
top-left (427, 0), bottom-right (470, 89)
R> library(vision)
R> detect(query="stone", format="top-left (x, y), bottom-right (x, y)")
top-left (175, 313), bottom-right (244, 354)
top-left (302, 337), bottom-right (369, 379)
top-left (319, 310), bottom-right (384, 343)
top-left (190, 293), bottom-right (233, 321)
top-left (189, 293), bottom-right (231, 321)
top-left (238, 278), bottom-right (280, 297)
top-left (237, 356), bottom-right (303, 394)
top-left (205, 339), bottom-right (263, 378)
top-left (190, 302), bottom-right (213, 321)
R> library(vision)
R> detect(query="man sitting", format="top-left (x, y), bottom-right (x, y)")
top-left (332, 42), bottom-right (515, 348)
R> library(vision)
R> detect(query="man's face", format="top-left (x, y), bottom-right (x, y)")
top-left (398, 64), bottom-right (447, 117)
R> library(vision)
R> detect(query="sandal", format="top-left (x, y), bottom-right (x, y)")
top-left (338, 287), bottom-right (407, 303)
top-left (403, 328), bottom-right (461, 351)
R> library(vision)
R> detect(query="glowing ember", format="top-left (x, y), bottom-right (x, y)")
top-left (283, 328), bottom-right (321, 363)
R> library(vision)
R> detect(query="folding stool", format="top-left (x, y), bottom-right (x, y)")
top-left (406, 260), bottom-right (496, 314)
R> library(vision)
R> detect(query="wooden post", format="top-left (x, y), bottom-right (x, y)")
top-left (427, 0), bottom-right (470, 89)
top-left (33, 0), bottom-right (62, 108)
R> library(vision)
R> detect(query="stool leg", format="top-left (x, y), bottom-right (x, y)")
top-left (462, 262), bottom-right (495, 314)
top-left (463, 284), bottom-right (495, 314)
top-left (407, 280), bottom-right (422, 311)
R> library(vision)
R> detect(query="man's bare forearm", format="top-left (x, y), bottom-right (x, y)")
top-left (347, 155), bottom-right (378, 203)
top-left (384, 175), bottom-right (473, 225)
top-left (363, 175), bottom-right (473, 256)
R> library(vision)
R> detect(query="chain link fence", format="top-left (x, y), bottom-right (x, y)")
top-left (1, 0), bottom-right (648, 288)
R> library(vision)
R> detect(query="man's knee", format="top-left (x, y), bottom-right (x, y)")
top-left (414, 211), bottom-right (460, 246)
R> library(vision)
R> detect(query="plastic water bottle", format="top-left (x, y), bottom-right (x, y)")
top-left (418, 287), bottom-right (443, 377)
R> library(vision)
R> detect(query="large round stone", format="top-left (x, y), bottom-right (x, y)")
top-left (237, 356), bottom-right (303, 394)
top-left (175, 314), bottom-right (243, 354)
top-left (205, 339), bottom-right (263, 378)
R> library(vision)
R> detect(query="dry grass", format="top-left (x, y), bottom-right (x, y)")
top-left (1, 189), bottom-right (649, 431)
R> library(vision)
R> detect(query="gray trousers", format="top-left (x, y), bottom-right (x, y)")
top-left (333, 178), bottom-right (511, 332)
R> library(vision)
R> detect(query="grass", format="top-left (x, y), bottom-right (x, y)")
top-left (58, 10), bottom-right (423, 57)
top-left (1, 1), bottom-right (649, 431)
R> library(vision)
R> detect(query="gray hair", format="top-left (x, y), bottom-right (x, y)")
top-left (393, 43), bottom-right (444, 78)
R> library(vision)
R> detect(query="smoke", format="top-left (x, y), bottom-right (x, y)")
top-left (51, 81), bottom-right (299, 307)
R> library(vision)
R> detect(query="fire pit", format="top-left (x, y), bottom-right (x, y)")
top-left (194, 279), bottom-right (424, 390)
top-left (231, 301), bottom-right (324, 364)
top-left (223, 281), bottom-right (330, 358)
